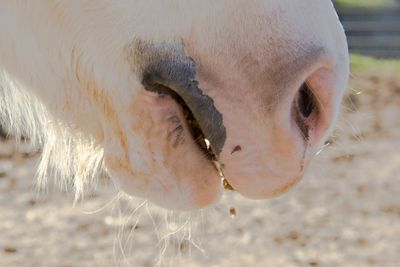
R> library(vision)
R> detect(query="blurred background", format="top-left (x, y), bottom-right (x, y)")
top-left (0, 1), bottom-right (399, 267)
top-left (336, 0), bottom-right (400, 57)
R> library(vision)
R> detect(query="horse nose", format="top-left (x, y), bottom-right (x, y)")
top-left (217, 65), bottom-right (346, 199)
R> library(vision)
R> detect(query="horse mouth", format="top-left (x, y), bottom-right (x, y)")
top-left (177, 91), bottom-right (235, 191)
top-left (182, 99), bottom-right (235, 191)
top-left (142, 81), bottom-right (234, 191)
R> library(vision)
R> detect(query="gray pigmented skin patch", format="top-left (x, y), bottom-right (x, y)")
top-left (129, 40), bottom-right (226, 156)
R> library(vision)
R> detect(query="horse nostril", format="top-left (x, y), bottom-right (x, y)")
top-left (292, 82), bottom-right (320, 141)
top-left (297, 83), bottom-right (317, 118)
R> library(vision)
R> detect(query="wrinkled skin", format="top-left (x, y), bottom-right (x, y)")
top-left (0, 1), bottom-right (349, 209)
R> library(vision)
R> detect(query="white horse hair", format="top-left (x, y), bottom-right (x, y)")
top-left (0, 1), bottom-right (349, 209)
top-left (0, 71), bottom-right (104, 199)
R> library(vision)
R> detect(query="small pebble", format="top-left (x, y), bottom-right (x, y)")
top-left (230, 207), bottom-right (237, 218)
top-left (4, 247), bottom-right (17, 253)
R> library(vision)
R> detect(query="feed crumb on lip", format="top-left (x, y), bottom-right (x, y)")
top-left (222, 178), bottom-right (235, 191)
top-left (212, 160), bottom-right (224, 177)
top-left (208, 145), bottom-right (236, 191)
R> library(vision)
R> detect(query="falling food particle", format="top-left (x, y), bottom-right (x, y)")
top-left (229, 207), bottom-right (237, 218)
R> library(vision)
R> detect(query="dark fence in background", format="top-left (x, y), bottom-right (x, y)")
top-left (338, 7), bottom-right (400, 58)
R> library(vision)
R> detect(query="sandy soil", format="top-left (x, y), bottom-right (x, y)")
top-left (0, 70), bottom-right (399, 267)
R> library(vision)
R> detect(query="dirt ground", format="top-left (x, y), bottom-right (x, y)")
top-left (0, 69), bottom-right (399, 267)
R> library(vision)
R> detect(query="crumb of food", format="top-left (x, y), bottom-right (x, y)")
top-left (222, 178), bottom-right (235, 191)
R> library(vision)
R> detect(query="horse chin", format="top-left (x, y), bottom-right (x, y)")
top-left (106, 145), bottom-right (223, 210)
top-left (105, 90), bottom-right (223, 210)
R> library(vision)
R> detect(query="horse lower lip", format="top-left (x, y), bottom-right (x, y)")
top-left (141, 81), bottom-right (219, 158)
top-left (142, 74), bottom-right (226, 155)
top-left (168, 95), bottom-right (223, 170)
top-left (157, 88), bottom-right (223, 165)
top-left (141, 71), bottom-right (227, 177)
